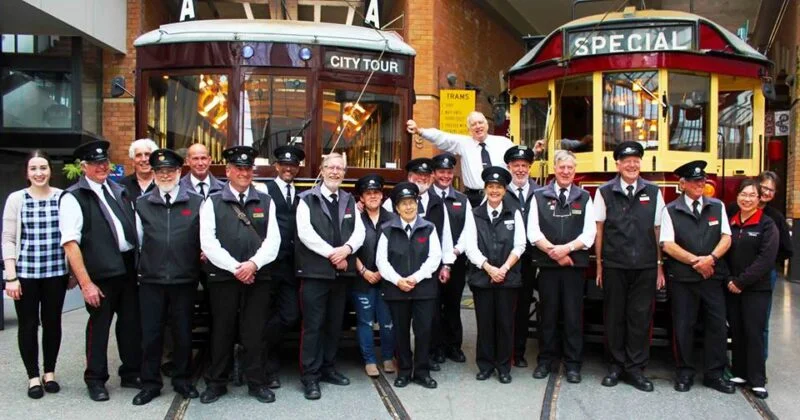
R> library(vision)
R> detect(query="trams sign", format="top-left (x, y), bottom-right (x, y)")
top-left (566, 25), bottom-right (694, 57)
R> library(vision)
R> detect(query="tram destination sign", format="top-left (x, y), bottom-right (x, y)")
top-left (325, 51), bottom-right (406, 76)
top-left (566, 25), bottom-right (694, 57)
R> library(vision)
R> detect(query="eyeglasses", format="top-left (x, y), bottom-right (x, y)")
top-left (738, 192), bottom-right (759, 199)
top-left (324, 165), bottom-right (345, 173)
top-left (759, 184), bottom-right (775, 194)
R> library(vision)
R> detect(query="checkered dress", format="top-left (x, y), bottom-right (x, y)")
top-left (16, 191), bottom-right (67, 279)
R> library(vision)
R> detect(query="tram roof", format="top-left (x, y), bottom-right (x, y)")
top-left (510, 9), bottom-right (768, 73)
top-left (134, 19), bottom-right (416, 56)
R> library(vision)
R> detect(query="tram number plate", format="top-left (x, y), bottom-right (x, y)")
top-left (567, 25), bottom-right (694, 57)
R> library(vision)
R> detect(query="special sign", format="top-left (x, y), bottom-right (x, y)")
top-left (567, 25), bottom-right (694, 57)
top-left (324, 52), bottom-right (405, 75)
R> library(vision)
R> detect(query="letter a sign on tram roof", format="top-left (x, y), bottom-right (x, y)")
top-left (180, 0), bottom-right (196, 22)
top-left (365, 0), bottom-right (381, 28)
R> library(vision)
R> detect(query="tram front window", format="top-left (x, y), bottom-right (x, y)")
top-left (520, 98), bottom-right (547, 149)
top-left (718, 90), bottom-right (753, 159)
top-left (321, 88), bottom-right (403, 169)
top-left (146, 73), bottom-right (229, 162)
top-left (602, 72), bottom-right (659, 152)
top-left (241, 74), bottom-right (308, 159)
top-left (667, 73), bottom-right (710, 152)
top-left (558, 76), bottom-right (593, 153)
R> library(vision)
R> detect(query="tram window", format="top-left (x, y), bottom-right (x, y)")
top-left (241, 74), bottom-right (308, 160)
top-left (558, 77), bottom-right (593, 152)
top-left (602, 72), bottom-right (659, 152)
top-left (520, 98), bottom-right (547, 148)
top-left (718, 90), bottom-right (753, 159)
top-left (146, 73), bottom-right (229, 162)
top-left (321, 88), bottom-right (403, 169)
top-left (667, 73), bottom-right (710, 152)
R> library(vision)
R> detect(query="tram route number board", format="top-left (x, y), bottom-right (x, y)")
top-left (567, 25), bottom-right (694, 57)
top-left (325, 51), bottom-right (406, 76)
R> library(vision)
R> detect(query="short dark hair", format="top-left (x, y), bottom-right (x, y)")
top-left (757, 170), bottom-right (780, 188)
top-left (737, 178), bottom-right (761, 197)
top-left (25, 149), bottom-right (52, 180)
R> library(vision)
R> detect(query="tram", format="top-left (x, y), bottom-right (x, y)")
top-left (507, 7), bottom-right (772, 345)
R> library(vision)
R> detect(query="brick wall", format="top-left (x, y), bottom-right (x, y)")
top-left (660, 0), bottom-right (759, 33)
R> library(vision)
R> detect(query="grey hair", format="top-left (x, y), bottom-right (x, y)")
top-left (321, 153), bottom-right (346, 170)
top-left (554, 149), bottom-right (577, 166)
top-left (129, 138), bottom-right (159, 159)
top-left (466, 111), bottom-right (487, 126)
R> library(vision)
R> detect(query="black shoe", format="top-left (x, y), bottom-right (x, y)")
top-left (413, 375), bottom-right (438, 389)
top-left (532, 363), bottom-right (551, 379)
top-left (750, 387), bottom-right (768, 399)
top-left (566, 370), bottom-right (582, 384)
top-left (87, 384), bottom-right (109, 402)
top-left (248, 385), bottom-right (276, 403)
top-left (703, 377), bottom-right (735, 394)
top-left (431, 349), bottom-right (446, 364)
top-left (43, 379), bottom-right (60, 394)
top-left (514, 356), bottom-right (528, 368)
top-left (200, 386), bottom-right (227, 404)
top-left (266, 375), bottom-right (281, 389)
top-left (601, 371), bottom-right (621, 387)
top-left (674, 377), bottom-right (693, 392)
top-left (394, 376), bottom-right (410, 388)
top-left (321, 371), bottom-right (350, 386)
top-left (498, 372), bottom-right (512, 384)
top-left (626, 374), bottom-right (654, 392)
top-left (429, 361), bottom-right (441, 372)
top-left (173, 384), bottom-right (199, 399)
top-left (475, 370), bottom-right (494, 381)
top-left (445, 348), bottom-right (466, 363)
top-left (28, 384), bottom-right (44, 399)
top-left (303, 381), bottom-right (321, 400)
top-left (160, 362), bottom-right (176, 378)
top-left (132, 389), bottom-right (160, 406)
top-left (120, 377), bottom-right (142, 389)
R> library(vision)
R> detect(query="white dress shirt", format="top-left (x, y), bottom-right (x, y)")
top-left (593, 179), bottom-right (665, 225)
top-left (463, 205), bottom-right (527, 269)
top-left (59, 178), bottom-right (134, 252)
top-left (199, 184), bottom-right (281, 273)
top-left (135, 185), bottom-right (181, 246)
top-left (190, 174), bottom-right (212, 197)
top-left (273, 177), bottom-right (295, 204)
top-left (659, 196), bottom-right (731, 243)
top-left (526, 184), bottom-right (597, 248)
top-left (296, 184), bottom-right (365, 258)
top-left (375, 218), bottom-right (442, 285)
top-left (419, 129), bottom-right (514, 190)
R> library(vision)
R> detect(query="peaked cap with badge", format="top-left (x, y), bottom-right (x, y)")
top-left (223, 145), bottom-right (257, 167)
top-left (274, 145), bottom-right (305, 164)
top-left (355, 174), bottom-right (385, 195)
top-left (504, 145), bottom-right (534, 164)
top-left (74, 140), bottom-right (111, 162)
top-left (481, 166), bottom-right (512, 186)
top-left (149, 148), bottom-right (184, 169)
top-left (613, 141), bottom-right (644, 161)
top-left (432, 153), bottom-right (457, 170)
top-left (390, 182), bottom-right (420, 204)
top-left (674, 160), bottom-right (707, 181)
top-left (405, 158), bottom-right (434, 174)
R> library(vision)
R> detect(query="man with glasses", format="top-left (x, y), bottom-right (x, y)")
top-left (295, 153), bottom-right (365, 400)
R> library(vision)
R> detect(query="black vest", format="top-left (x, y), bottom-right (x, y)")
top-left (439, 187), bottom-right (469, 243)
top-left (63, 177), bottom-right (135, 279)
top-left (380, 217), bottom-right (438, 301)
top-left (598, 176), bottom-right (660, 269)
top-left (204, 185), bottom-right (274, 283)
top-left (266, 180), bottom-right (299, 259)
top-left (468, 204), bottom-right (522, 288)
top-left (664, 196), bottom-right (730, 282)
top-left (136, 188), bottom-right (203, 284)
top-left (530, 183), bottom-right (591, 268)
top-left (353, 208), bottom-right (394, 293)
top-left (295, 187), bottom-right (358, 280)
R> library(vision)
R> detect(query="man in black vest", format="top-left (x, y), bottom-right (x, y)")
top-left (263, 145), bottom-right (304, 388)
top-left (594, 142), bottom-right (665, 392)
top-left (132, 149), bottom-right (204, 405)
top-left (430, 153), bottom-right (470, 364)
top-left (59, 140), bottom-right (142, 401)
top-left (504, 145), bottom-right (540, 368)
top-left (179, 143), bottom-right (224, 198)
top-left (199, 146), bottom-right (281, 404)
top-left (296, 153), bottom-right (365, 400)
top-left (527, 150), bottom-right (596, 384)
top-left (660, 160), bottom-right (734, 394)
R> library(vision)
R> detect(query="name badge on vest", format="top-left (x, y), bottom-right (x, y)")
top-left (747, 231), bottom-right (760, 237)
top-left (708, 217), bottom-right (719, 226)
top-left (504, 220), bottom-right (514, 230)
top-left (252, 211), bottom-right (264, 219)
top-left (344, 213), bottom-right (353, 219)
top-left (571, 209), bottom-right (582, 215)
top-left (453, 202), bottom-right (462, 209)
top-left (639, 195), bottom-right (650, 202)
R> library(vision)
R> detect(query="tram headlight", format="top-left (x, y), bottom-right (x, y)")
top-left (242, 45), bottom-right (255, 59)
top-left (299, 47), bottom-right (312, 61)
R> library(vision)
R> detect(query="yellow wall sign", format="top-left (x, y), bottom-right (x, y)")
top-left (439, 89), bottom-right (475, 136)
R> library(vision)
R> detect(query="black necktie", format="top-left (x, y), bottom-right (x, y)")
top-left (517, 187), bottom-right (525, 206)
top-left (405, 224), bottom-right (412, 237)
top-left (692, 200), bottom-right (701, 219)
top-left (626, 185), bottom-right (634, 200)
top-left (164, 193), bottom-right (171, 208)
top-left (479, 143), bottom-right (491, 168)
top-left (441, 190), bottom-right (447, 200)
top-left (101, 185), bottom-right (135, 245)
top-left (417, 197), bottom-right (424, 214)
top-left (286, 184), bottom-right (292, 204)
top-left (198, 182), bottom-right (206, 197)
top-left (491, 209), bottom-right (499, 222)
top-left (559, 187), bottom-right (567, 207)
top-left (330, 193), bottom-right (338, 206)
top-left (239, 192), bottom-right (246, 207)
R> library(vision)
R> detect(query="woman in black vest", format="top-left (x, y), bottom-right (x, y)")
top-left (464, 167), bottom-right (526, 384)
top-left (376, 182), bottom-right (442, 389)
top-left (352, 175), bottom-right (395, 377)
top-left (725, 179), bottom-right (778, 399)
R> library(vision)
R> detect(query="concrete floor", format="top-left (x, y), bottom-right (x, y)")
top-left (1, 279), bottom-right (798, 419)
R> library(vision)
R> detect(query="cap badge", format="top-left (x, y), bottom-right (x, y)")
top-left (421, 163), bottom-right (427, 169)
top-left (443, 158), bottom-right (448, 164)
top-left (519, 150), bottom-right (524, 156)
top-left (95, 148), bottom-right (102, 153)
top-left (285, 152), bottom-right (291, 158)
top-left (158, 155), bottom-right (165, 161)
top-left (240, 153), bottom-right (248, 160)
top-left (402, 188), bottom-right (410, 194)
top-left (624, 147), bottom-right (634, 154)
top-left (493, 173), bottom-right (499, 179)
top-left (368, 180), bottom-right (375, 185)
top-left (694, 167), bottom-right (700, 174)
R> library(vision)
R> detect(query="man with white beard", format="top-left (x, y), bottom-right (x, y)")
top-left (132, 149), bottom-right (205, 405)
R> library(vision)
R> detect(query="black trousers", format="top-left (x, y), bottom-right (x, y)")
top-left (432, 256), bottom-right (466, 352)
top-left (727, 290), bottom-right (770, 387)
top-left (84, 256), bottom-right (142, 386)
top-left (670, 279), bottom-right (728, 379)
top-left (537, 267), bottom-right (585, 371)
top-left (388, 298), bottom-right (436, 378)
top-left (299, 278), bottom-right (348, 383)
top-left (139, 283), bottom-right (195, 391)
top-left (14, 276), bottom-right (68, 379)
top-left (205, 280), bottom-right (272, 388)
top-left (513, 255), bottom-right (537, 360)
top-left (473, 287), bottom-right (518, 374)
top-left (603, 267), bottom-right (657, 374)
top-left (263, 258), bottom-right (300, 376)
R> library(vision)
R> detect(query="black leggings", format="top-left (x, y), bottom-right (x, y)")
top-left (14, 276), bottom-right (68, 379)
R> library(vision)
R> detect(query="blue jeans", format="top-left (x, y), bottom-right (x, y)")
top-left (763, 269), bottom-right (778, 360)
top-left (351, 288), bottom-right (395, 364)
